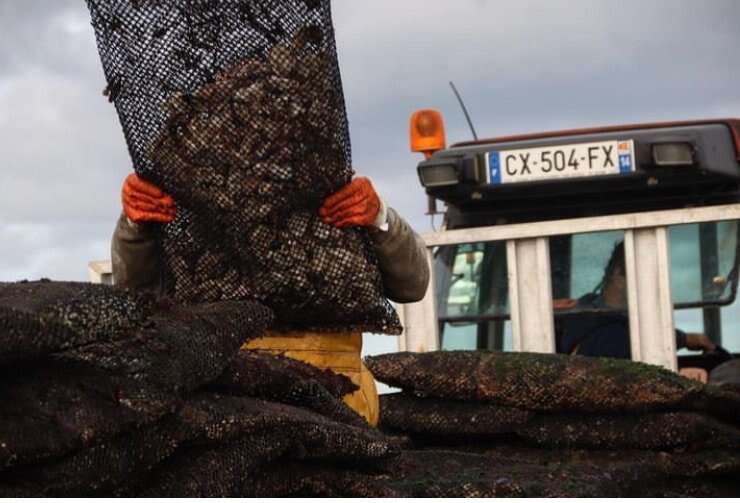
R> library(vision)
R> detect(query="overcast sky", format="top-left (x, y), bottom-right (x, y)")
top-left (1, 1), bottom-right (739, 356)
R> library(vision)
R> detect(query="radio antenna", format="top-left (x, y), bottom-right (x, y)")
top-left (449, 81), bottom-right (478, 141)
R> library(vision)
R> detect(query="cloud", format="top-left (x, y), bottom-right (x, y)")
top-left (1, 0), bottom-right (739, 290)
top-left (0, 221), bottom-right (111, 281)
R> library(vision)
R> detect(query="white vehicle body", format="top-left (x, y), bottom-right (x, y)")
top-left (399, 203), bottom-right (740, 371)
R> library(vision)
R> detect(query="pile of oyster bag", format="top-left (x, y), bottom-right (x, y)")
top-left (0, 281), bottom-right (397, 497)
top-left (361, 351), bottom-right (740, 497)
top-left (86, 0), bottom-right (400, 334)
top-left (2, 283), bottom-right (740, 497)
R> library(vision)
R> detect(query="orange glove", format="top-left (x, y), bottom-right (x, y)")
top-left (319, 177), bottom-right (382, 228)
top-left (122, 173), bottom-right (177, 224)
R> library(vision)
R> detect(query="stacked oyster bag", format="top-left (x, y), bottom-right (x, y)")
top-left (87, 0), bottom-right (400, 334)
top-left (3, 282), bottom-right (739, 496)
top-left (362, 350), bottom-right (740, 497)
top-left (0, 280), bottom-right (399, 497)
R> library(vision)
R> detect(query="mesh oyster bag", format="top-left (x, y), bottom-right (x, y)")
top-left (365, 351), bottom-right (740, 419)
top-left (135, 395), bottom-right (399, 498)
top-left (209, 351), bottom-right (365, 425)
top-left (0, 421), bottom-right (181, 498)
top-left (0, 281), bottom-right (154, 364)
top-left (379, 393), bottom-right (533, 438)
top-left (86, 0), bottom-right (400, 334)
top-left (378, 392), bottom-right (740, 450)
top-left (0, 281), bottom-right (274, 475)
top-left (0, 362), bottom-right (173, 473)
top-left (56, 299), bottom-right (274, 394)
top-left (518, 412), bottom-right (740, 450)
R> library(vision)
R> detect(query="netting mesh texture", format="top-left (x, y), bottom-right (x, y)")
top-left (243, 446), bottom-right (740, 498)
top-left (0, 280), bottom-right (397, 497)
top-left (86, 0), bottom-right (400, 334)
top-left (3, 283), bottom-right (740, 496)
top-left (0, 280), bottom-right (154, 364)
top-left (365, 351), bottom-right (740, 497)
top-left (365, 350), bottom-right (740, 418)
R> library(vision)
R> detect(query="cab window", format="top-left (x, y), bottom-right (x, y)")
top-left (549, 231), bottom-right (631, 358)
top-left (669, 221), bottom-right (738, 306)
top-left (669, 220), bottom-right (740, 357)
top-left (434, 241), bottom-right (511, 351)
top-left (549, 221), bottom-right (740, 365)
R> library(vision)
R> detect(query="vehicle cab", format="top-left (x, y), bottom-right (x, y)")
top-left (400, 113), bottom-right (740, 377)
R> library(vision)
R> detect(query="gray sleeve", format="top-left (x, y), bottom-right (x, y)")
top-left (111, 213), bottom-right (163, 295)
top-left (368, 207), bottom-right (430, 303)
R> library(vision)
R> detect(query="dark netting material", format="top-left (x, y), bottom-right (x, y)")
top-left (458, 446), bottom-right (740, 498)
top-left (213, 350), bottom-right (357, 399)
top-left (472, 443), bottom-right (740, 480)
top-left (136, 435), bottom-right (291, 498)
top-left (366, 351), bottom-right (740, 417)
top-left (173, 395), bottom-right (395, 459)
top-left (0, 282), bottom-right (272, 472)
top-left (135, 396), bottom-right (398, 498)
top-left (210, 350), bottom-right (364, 425)
top-left (0, 393), bottom-right (397, 498)
top-left (379, 393), bottom-right (533, 438)
top-left (246, 449), bottom-right (644, 498)
top-left (247, 461), bottom-right (407, 498)
top-left (384, 450), bottom-right (622, 498)
top-left (518, 412), bottom-right (740, 450)
top-left (0, 421), bottom-right (180, 498)
top-left (0, 362), bottom-right (173, 472)
top-left (86, 0), bottom-right (401, 334)
top-left (0, 281), bottom-right (154, 364)
top-left (56, 300), bottom-right (274, 394)
top-left (378, 392), bottom-right (740, 450)
top-left (3, 282), bottom-right (740, 497)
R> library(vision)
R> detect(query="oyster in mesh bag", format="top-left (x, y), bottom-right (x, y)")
top-left (137, 395), bottom-right (399, 498)
top-left (0, 282), bottom-right (273, 475)
top-left (518, 411), bottom-right (740, 450)
top-left (379, 392), bottom-right (533, 438)
top-left (0, 281), bottom-right (154, 364)
top-left (0, 421), bottom-right (180, 498)
top-left (366, 351), bottom-right (740, 418)
top-left (55, 299), bottom-right (274, 394)
top-left (210, 350), bottom-right (364, 426)
top-left (0, 361), bottom-right (174, 473)
top-left (147, 32), bottom-right (401, 333)
top-left (86, 0), bottom-right (400, 333)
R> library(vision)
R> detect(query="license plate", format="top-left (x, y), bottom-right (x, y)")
top-left (486, 140), bottom-right (635, 185)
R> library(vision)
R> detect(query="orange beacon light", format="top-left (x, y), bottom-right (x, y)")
top-left (410, 109), bottom-right (447, 160)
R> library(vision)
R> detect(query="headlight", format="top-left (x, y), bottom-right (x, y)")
top-left (652, 142), bottom-right (694, 166)
top-left (419, 162), bottom-right (459, 187)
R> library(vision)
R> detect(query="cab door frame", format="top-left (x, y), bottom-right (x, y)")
top-left (398, 202), bottom-right (740, 371)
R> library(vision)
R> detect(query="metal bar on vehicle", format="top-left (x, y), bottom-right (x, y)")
top-left (398, 248), bottom-right (439, 353)
top-left (507, 237), bottom-right (555, 353)
top-left (699, 223), bottom-right (723, 345)
top-left (422, 203), bottom-right (740, 247)
top-left (624, 227), bottom-right (677, 371)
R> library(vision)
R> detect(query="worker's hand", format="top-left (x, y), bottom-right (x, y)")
top-left (319, 177), bottom-right (384, 228)
top-left (685, 333), bottom-right (717, 353)
top-left (122, 173), bottom-right (177, 224)
top-left (553, 298), bottom-right (578, 310)
top-left (679, 367), bottom-right (709, 384)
